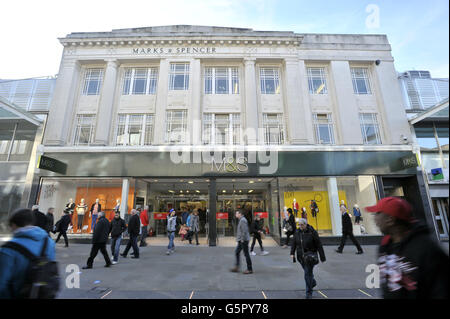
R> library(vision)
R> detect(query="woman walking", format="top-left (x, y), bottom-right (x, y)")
top-left (290, 218), bottom-right (326, 299)
top-left (188, 209), bottom-right (200, 245)
top-left (282, 208), bottom-right (296, 248)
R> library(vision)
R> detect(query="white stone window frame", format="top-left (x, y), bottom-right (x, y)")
top-left (202, 113), bottom-right (241, 145)
top-left (204, 67), bottom-right (239, 95)
top-left (307, 67), bottom-right (328, 95)
top-left (259, 67), bottom-right (281, 95)
top-left (165, 110), bottom-right (188, 144)
top-left (82, 68), bottom-right (104, 96)
top-left (115, 113), bottom-right (154, 146)
top-left (73, 114), bottom-right (96, 146)
top-left (169, 63), bottom-right (190, 91)
top-left (263, 113), bottom-right (285, 145)
top-left (351, 67), bottom-right (372, 95)
top-left (359, 113), bottom-right (382, 145)
top-left (313, 113), bottom-right (335, 145)
top-left (122, 67), bottom-right (158, 95)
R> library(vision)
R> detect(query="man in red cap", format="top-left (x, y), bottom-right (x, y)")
top-left (366, 196), bottom-right (449, 299)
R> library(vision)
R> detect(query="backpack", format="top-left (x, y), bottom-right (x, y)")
top-left (2, 237), bottom-right (60, 299)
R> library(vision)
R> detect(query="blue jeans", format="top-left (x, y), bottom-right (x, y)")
top-left (300, 262), bottom-right (315, 294)
top-left (91, 214), bottom-right (98, 231)
top-left (111, 235), bottom-right (122, 262)
top-left (168, 231), bottom-right (175, 250)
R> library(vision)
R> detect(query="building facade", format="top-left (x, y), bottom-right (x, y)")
top-left (20, 26), bottom-right (429, 245)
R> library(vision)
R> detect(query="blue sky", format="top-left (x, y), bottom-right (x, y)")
top-left (0, 0), bottom-right (448, 78)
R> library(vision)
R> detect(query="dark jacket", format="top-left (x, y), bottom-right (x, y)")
top-left (291, 225), bottom-right (326, 264)
top-left (55, 214), bottom-right (71, 233)
top-left (46, 213), bottom-right (54, 233)
top-left (92, 216), bottom-right (110, 244)
top-left (64, 202), bottom-right (75, 213)
top-left (287, 214), bottom-right (296, 234)
top-left (90, 203), bottom-right (101, 214)
top-left (33, 209), bottom-right (48, 231)
top-left (250, 219), bottom-right (264, 235)
top-left (127, 214), bottom-right (140, 236)
top-left (378, 223), bottom-right (449, 299)
top-left (110, 217), bottom-right (126, 238)
top-left (342, 212), bottom-right (353, 234)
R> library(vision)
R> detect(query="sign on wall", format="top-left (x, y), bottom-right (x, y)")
top-left (38, 155), bottom-right (67, 175)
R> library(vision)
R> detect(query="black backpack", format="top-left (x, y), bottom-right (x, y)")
top-left (2, 237), bottom-right (60, 299)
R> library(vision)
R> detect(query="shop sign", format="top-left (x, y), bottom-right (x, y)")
top-left (431, 168), bottom-right (444, 181)
top-left (212, 156), bottom-right (248, 173)
top-left (132, 47), bottom-right (217, 55)
top-left (153, 212), bottom-right (168, 220)
top-left (216, 212), bottom-right (228, 219)
top-left (400, 154), bottom-right (419, 169)
top-left (37, 155), bottom-right (67, 175)
top-left (254, 212), bottom-right (268, 219)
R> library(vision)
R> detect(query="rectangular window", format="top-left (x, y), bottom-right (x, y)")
top-left (115, 114), bottom-right (154, 146)
top-left (360, 113), bottom-right (381, 144)
top-left (169, 63), bottom-right (190, 90)
top-left (204, 67), bottom-right (239, 94)
top-left (313, 113), bottom-right (335, 144)
top-left (351, 67), bottom-right (372, 94)
top-left (122, 67), bottom-right (158, 95)
top-left (260, 67), bottom-right (280, 94)
top-left (73, 115), bottom-right (96, 145)
top-left (202, 113), bottom-right (241, 145)
top-left (166, 110), bottom-right (188, 144)
top-left (82, 69), bottom-right (103, 96)
top-left (263, 114), bottom-right (285, 145)
top-left (307, 67), bottom-right (328, 94)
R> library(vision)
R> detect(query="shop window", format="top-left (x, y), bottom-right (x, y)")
top-left (260, 67), bottom-right (280, 94)
top-left (313, 113), bottom-right (335, 144)
top-left (307, 67), bottom-right (328, 94)
top-left (169, 63), bottom-right (189, 90)
top-left (204, 67), bottom-right (239, 94)
top-left (263, 113), bottom-right (285, 145)
top-left (82, 69), bottom-right (103, 96)
top-left (351, 67), bottom-right (372, 95)
top-left (360, 113), bottom-right (381, 144)
top-left (122, 67), bottom-right (158, 95)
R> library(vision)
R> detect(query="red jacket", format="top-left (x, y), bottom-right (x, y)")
top-left (140, 210), bottom-right (149, 226)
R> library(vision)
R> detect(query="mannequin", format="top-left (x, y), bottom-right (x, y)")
top-left (90, 198), bottom-right (101, 232)
top-left (310, 200), bottom-right (318, 218)
top-left (114, 199), bottom-right (120, 213)
top-left (292, 199), bottom-right (299, 216)
top-left (65, 198), bottom-right (76, 226)
top-left (76, 199), bottom-right (88, 233)
top-left (301, 207), bottom-right (308, 220)
top-left (282, 206), bottom-right (289, 231)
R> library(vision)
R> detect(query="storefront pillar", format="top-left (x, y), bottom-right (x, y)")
top-left (208, 178), bottom-right (217, 246)
top-left (327, 177), bottom-right (342, 235)
top-left (120, 178), bottom-right (130, 219)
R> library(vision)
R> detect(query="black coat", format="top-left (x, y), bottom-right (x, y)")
top-left (250, 219), bottom-right (264, 234)
top-left (378, 223), bottom-right (449, 299)
top-left (92, 216), bottom-right (110, 244)
top-left (291, 225), bottom-right (326, 264)
top-left (46, 213), bottom-right (54, 233)
top-left (90, 203), bottom-right (102, 214)
top-left (55, 214), bottom-right (72, 233)
top-left (287, 214), bottom-right (297, 234)
top-left (127, 214), bottom-right (140, 236)
top-left (110, 217), bottom-right (126, 238)
top-left (342, 212), bottom-right (353, 234)
top-left (33, 210), bottom-right (48, 231)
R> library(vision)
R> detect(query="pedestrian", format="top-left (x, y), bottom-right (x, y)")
top-left (82, 212), bottom-right (112, 269)
top-left (45, 207), bottom-right (55, 234)
top-left (0, 208), bottom-right (56, 298)
top-left (166, 209), bottom-right (177, 255)
top-left (230, 210), bottom-right (253, 274)
top-left (54, 210), bottom-right (72, 247)
top-left (121, 209), bottom-right (140, 259)
top-left (366, 197), bottom-right (449, 299)
top-left (110, 211), bottom-right (126, 264)
top-left (31, 205), bottom-right (48, 231)
top-left (282, 206), bottom-right (288, 231)
top-left (180, 209), bottom-right (190, 241)
top-left (139, 206), bottom-right (149, 247)
top-left (290, 218), bottom-right (326, 299)
top-left (188, 209), bottom-right (200, 245)
top-left (250, 214), bottom-right (269, 256)
top-left (353, 204), bottom-right (362, 225)
top-left (336, 204), bottom-right (363, 254)
top-left (282, 208), bottom-right (296, 248)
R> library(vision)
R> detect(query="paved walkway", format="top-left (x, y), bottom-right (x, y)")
top-left (53, 237), bottom-right (382, 299)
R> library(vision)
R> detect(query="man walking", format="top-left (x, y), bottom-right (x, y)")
top-left (32, 205), bottom-right (48, 232)
top-left (367, 197), bottom-right (449, 299)
top-left (45, 208), bottom-right (55, 234)
top-left (55, 210), bottom-right (72, 247)
top-left (121, 209), bottom-right (140, 259)
top-left (336, 204), bottom-right (363, 254)
top-left (139, 206), bottom-right (149, 247)
top-left (82, 212), bottom-right (112, 269)
top-left (230, 210), bottom-right (253, 274)
top-left (0, 208), bottom-right (56, 298)
top-left (166, 209), bottom-right (177, 255)
top-left (110, 211), bottom-right (126, 264)
top-left (188, 209), bottom-right (200, 245)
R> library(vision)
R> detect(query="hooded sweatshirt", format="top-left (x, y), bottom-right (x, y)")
top-left (0, 226), bottom-right (55, 298)
top-left (378, 222), bottom-right (449, 299)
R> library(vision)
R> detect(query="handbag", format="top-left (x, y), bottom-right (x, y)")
top-left (300, 232), bottom-right (319, 266)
